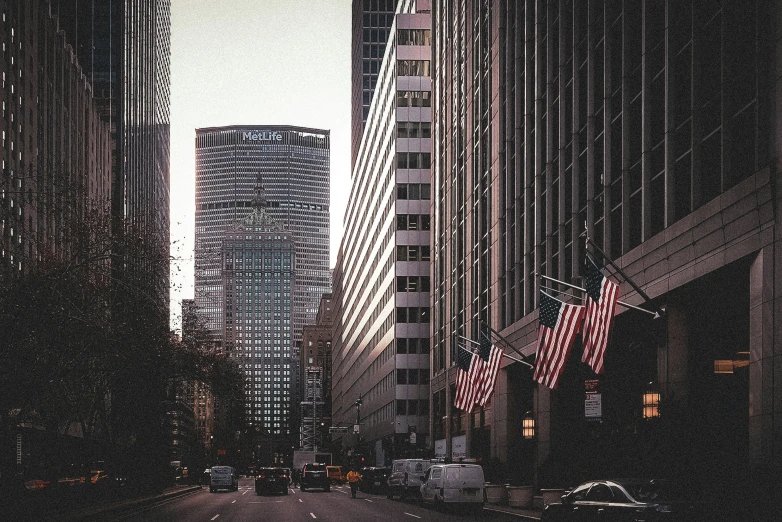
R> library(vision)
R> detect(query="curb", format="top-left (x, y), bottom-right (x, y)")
top-left (483, 505), bottom-right (542, 520)
top-left (63, 485), bottom-right (202, 521)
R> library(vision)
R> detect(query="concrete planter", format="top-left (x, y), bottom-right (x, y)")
top-left (506, 485), bottom-right (534, 508)
top-left (484, 483), bottom-right (507, 504)
top-left (541, 488), bottom-right (566, 507)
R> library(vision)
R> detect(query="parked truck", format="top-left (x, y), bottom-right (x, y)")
top-left (292, 451), bottom-right (332, 472)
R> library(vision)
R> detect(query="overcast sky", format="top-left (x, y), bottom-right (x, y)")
top-left (169, 0), bottom-right (352, 330)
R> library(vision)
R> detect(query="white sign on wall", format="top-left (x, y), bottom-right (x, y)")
top-left (434, 439), bottom-right (446, 458)
top-left (242, 131), bottom-right (283, 142)
top-left (451, 434), bottom-right (467, 460)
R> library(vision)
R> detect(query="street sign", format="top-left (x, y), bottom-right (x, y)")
top-left (329, 426), bottom-right (349, 434)
top-left (409, 432), bottom-right (417, 445)
top-left (585, 379), bottom-right (602, 421)
top-left (353, 424), bottom-right (360, 434)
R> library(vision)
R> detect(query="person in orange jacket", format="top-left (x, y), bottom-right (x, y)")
top-left (346, 468), bottom-right (362, 498)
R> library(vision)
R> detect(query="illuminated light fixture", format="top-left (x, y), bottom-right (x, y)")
top-left (642, 382), bottom-right (660, 419)
top-left (714, 360), bottom-right (734, 374)
top-left (522, 411), bottom-right (535, 439)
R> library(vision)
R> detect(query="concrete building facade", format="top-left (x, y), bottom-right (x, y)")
top-left (299, 294), bottom-right (334, 451)
top-left (0, 0), bottom-right (111, 275)
top-left (333, 0), bottom-right (432, 466)
top-left (430, 0), bottom-right (781, 506)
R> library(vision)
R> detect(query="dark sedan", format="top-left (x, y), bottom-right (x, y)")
top-left (358, 467), bottom-right (390, 494)
top-left (541, 479), bottom-right (708, 522)
top-left (254, 467), bottom-right (289, 495)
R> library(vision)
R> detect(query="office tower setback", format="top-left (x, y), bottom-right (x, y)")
top-left (333, 0), bottom-right (431, 465)
top-left (194, 126), bottom-right (330, 349)
top-left (222, 184), bottom-right (295, 438)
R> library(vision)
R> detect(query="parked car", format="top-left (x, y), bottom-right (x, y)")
top-left (359, 467), bottom-right (390, 493)
top-left (419, 463), bottom-right (484, 511)
top-left (209, 466), bottom-right (238, 492)
top-left (326, 465), bottom-right (346, 484)
top-left (541, 479), bottom-right (709, 521)
top-left (299, 462), bottom-right (330, 492)
top-left (387, 459), bottom-right (433, 499)
top-left (254, 467), bottom-right (289, 495)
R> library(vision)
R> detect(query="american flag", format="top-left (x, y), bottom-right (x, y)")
top-left (533, 291), bottom-right (586, 389)
top-left (477, 334), bottom-right (502, 406)
top-left (581, 260), bottom-right (620, 374)
top-left (454, 344), bottom-right (479, 411)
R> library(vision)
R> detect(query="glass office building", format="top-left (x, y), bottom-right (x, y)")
top-left (194, 126), bottom-right (330, 349)
top-left (351, 0), bottom-right (398, 169)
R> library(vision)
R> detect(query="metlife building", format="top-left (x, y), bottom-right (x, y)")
top-left (194, 126), bottom-right (331, 354)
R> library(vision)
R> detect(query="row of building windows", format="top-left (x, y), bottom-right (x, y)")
top-left (397, 121), bottom-right (431, 138)
top-left (397, 29), bottom-right (431, 46)
top-left (397, 183), bottom-right (430, 200)
top-left (396, 337), bottom-right (430, 354)
top-left (397, 275), bottom-right (430, 293)
top-left (396, 399), bottom-right (429, 416)
top-left (397, 91), bottom-right (431, 107)
top-left (397, 245), bottom-right (431, 261)
top-left (397, 60), bottom-right (430, 76)
top-left (397, 152), bottom-right (431, 169)
top-left (396, 306), bottom-right (430, 323)
top-left (396, 368), bottom-right (430, 385)
top-left (397, 214), bottom-right (431, 231)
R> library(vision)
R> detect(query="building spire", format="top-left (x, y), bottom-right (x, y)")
top-left (252, 172), bottom-right (268, 209)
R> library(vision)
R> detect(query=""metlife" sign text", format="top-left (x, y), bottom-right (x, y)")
top-left (242, 131), bottom-right (282, 142)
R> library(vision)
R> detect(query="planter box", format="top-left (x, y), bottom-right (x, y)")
top-left (506, 485), bottom-right (533, 508)
top-left (541, 488), bottom-right (565, 507)
top-left (484, 483), bottom-right (507, 504)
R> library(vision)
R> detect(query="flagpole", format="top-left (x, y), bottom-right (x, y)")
top-left (537, 273), bottom-right (659, 318)
top-left (582, 227), bottom-right (665, 318)
top-left (457, 337), bottom-right (533, 368)
top-left (478, 321), bottom-right (536, 368)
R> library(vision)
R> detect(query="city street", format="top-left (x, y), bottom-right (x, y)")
top-left (111, 478), bottom-right (530, 522)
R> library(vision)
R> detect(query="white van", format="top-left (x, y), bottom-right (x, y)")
top-left (419, 463), bottom-right (485, 509)
top-left (209, 465), bottom-right (238, 492)
top-left (387, 459), bottom-right (434, 499)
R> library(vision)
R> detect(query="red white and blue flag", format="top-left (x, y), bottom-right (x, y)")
top-left (534, 291), bottom-right (585, 389)
top-left (477, 334), bottom-right (502, 406)
top-left (454, 344), bottom-right (479, 411)
top-left (581, 260), bottom-right (620, 374)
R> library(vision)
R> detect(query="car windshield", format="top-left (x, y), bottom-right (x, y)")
top-left (621, 481), bottom-right (681, 502)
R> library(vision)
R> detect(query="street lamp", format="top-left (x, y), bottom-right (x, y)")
top-left (522, 411), bottom-right (535, 439)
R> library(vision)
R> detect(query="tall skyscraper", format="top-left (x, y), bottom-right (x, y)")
top-left (194, 126), bottom-right (331, 351)
top-left (51, 0), bottom-right (172, 312)
top-left (351, 0), bottom-right (398, 169)
top-left (333, 0), bottom-right (431, 465)
top-left (222, 184), bottom-right (295, 441)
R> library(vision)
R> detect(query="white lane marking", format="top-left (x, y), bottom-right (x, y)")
top-left (364, 499), bottom-right (373, 502)
top-left (299, 498), bottom-right (303, 503)
top-left (403, 513), bottom-right (421, 519)
top-left (334, 488), bottom-right (348, 494)
top-left (232, 500), bottom-right (236, 503)
top-left (310, 513), bottom-right (317, 519)
top-left (242, 489), bottom-right (249, 495)
top-left (211, 516), bottom-right (220, 521)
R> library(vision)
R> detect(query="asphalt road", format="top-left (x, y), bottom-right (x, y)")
top-left (110, 477), bottom-right (527, 522)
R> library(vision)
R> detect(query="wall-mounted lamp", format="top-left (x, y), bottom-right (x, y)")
top-left (522, 411), bottom-right (535, 439)
top-left (642, 382), bottom-right (660, 419)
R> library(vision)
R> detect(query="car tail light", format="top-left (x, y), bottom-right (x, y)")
top-left (258, 474), bottom-right (265, 479)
